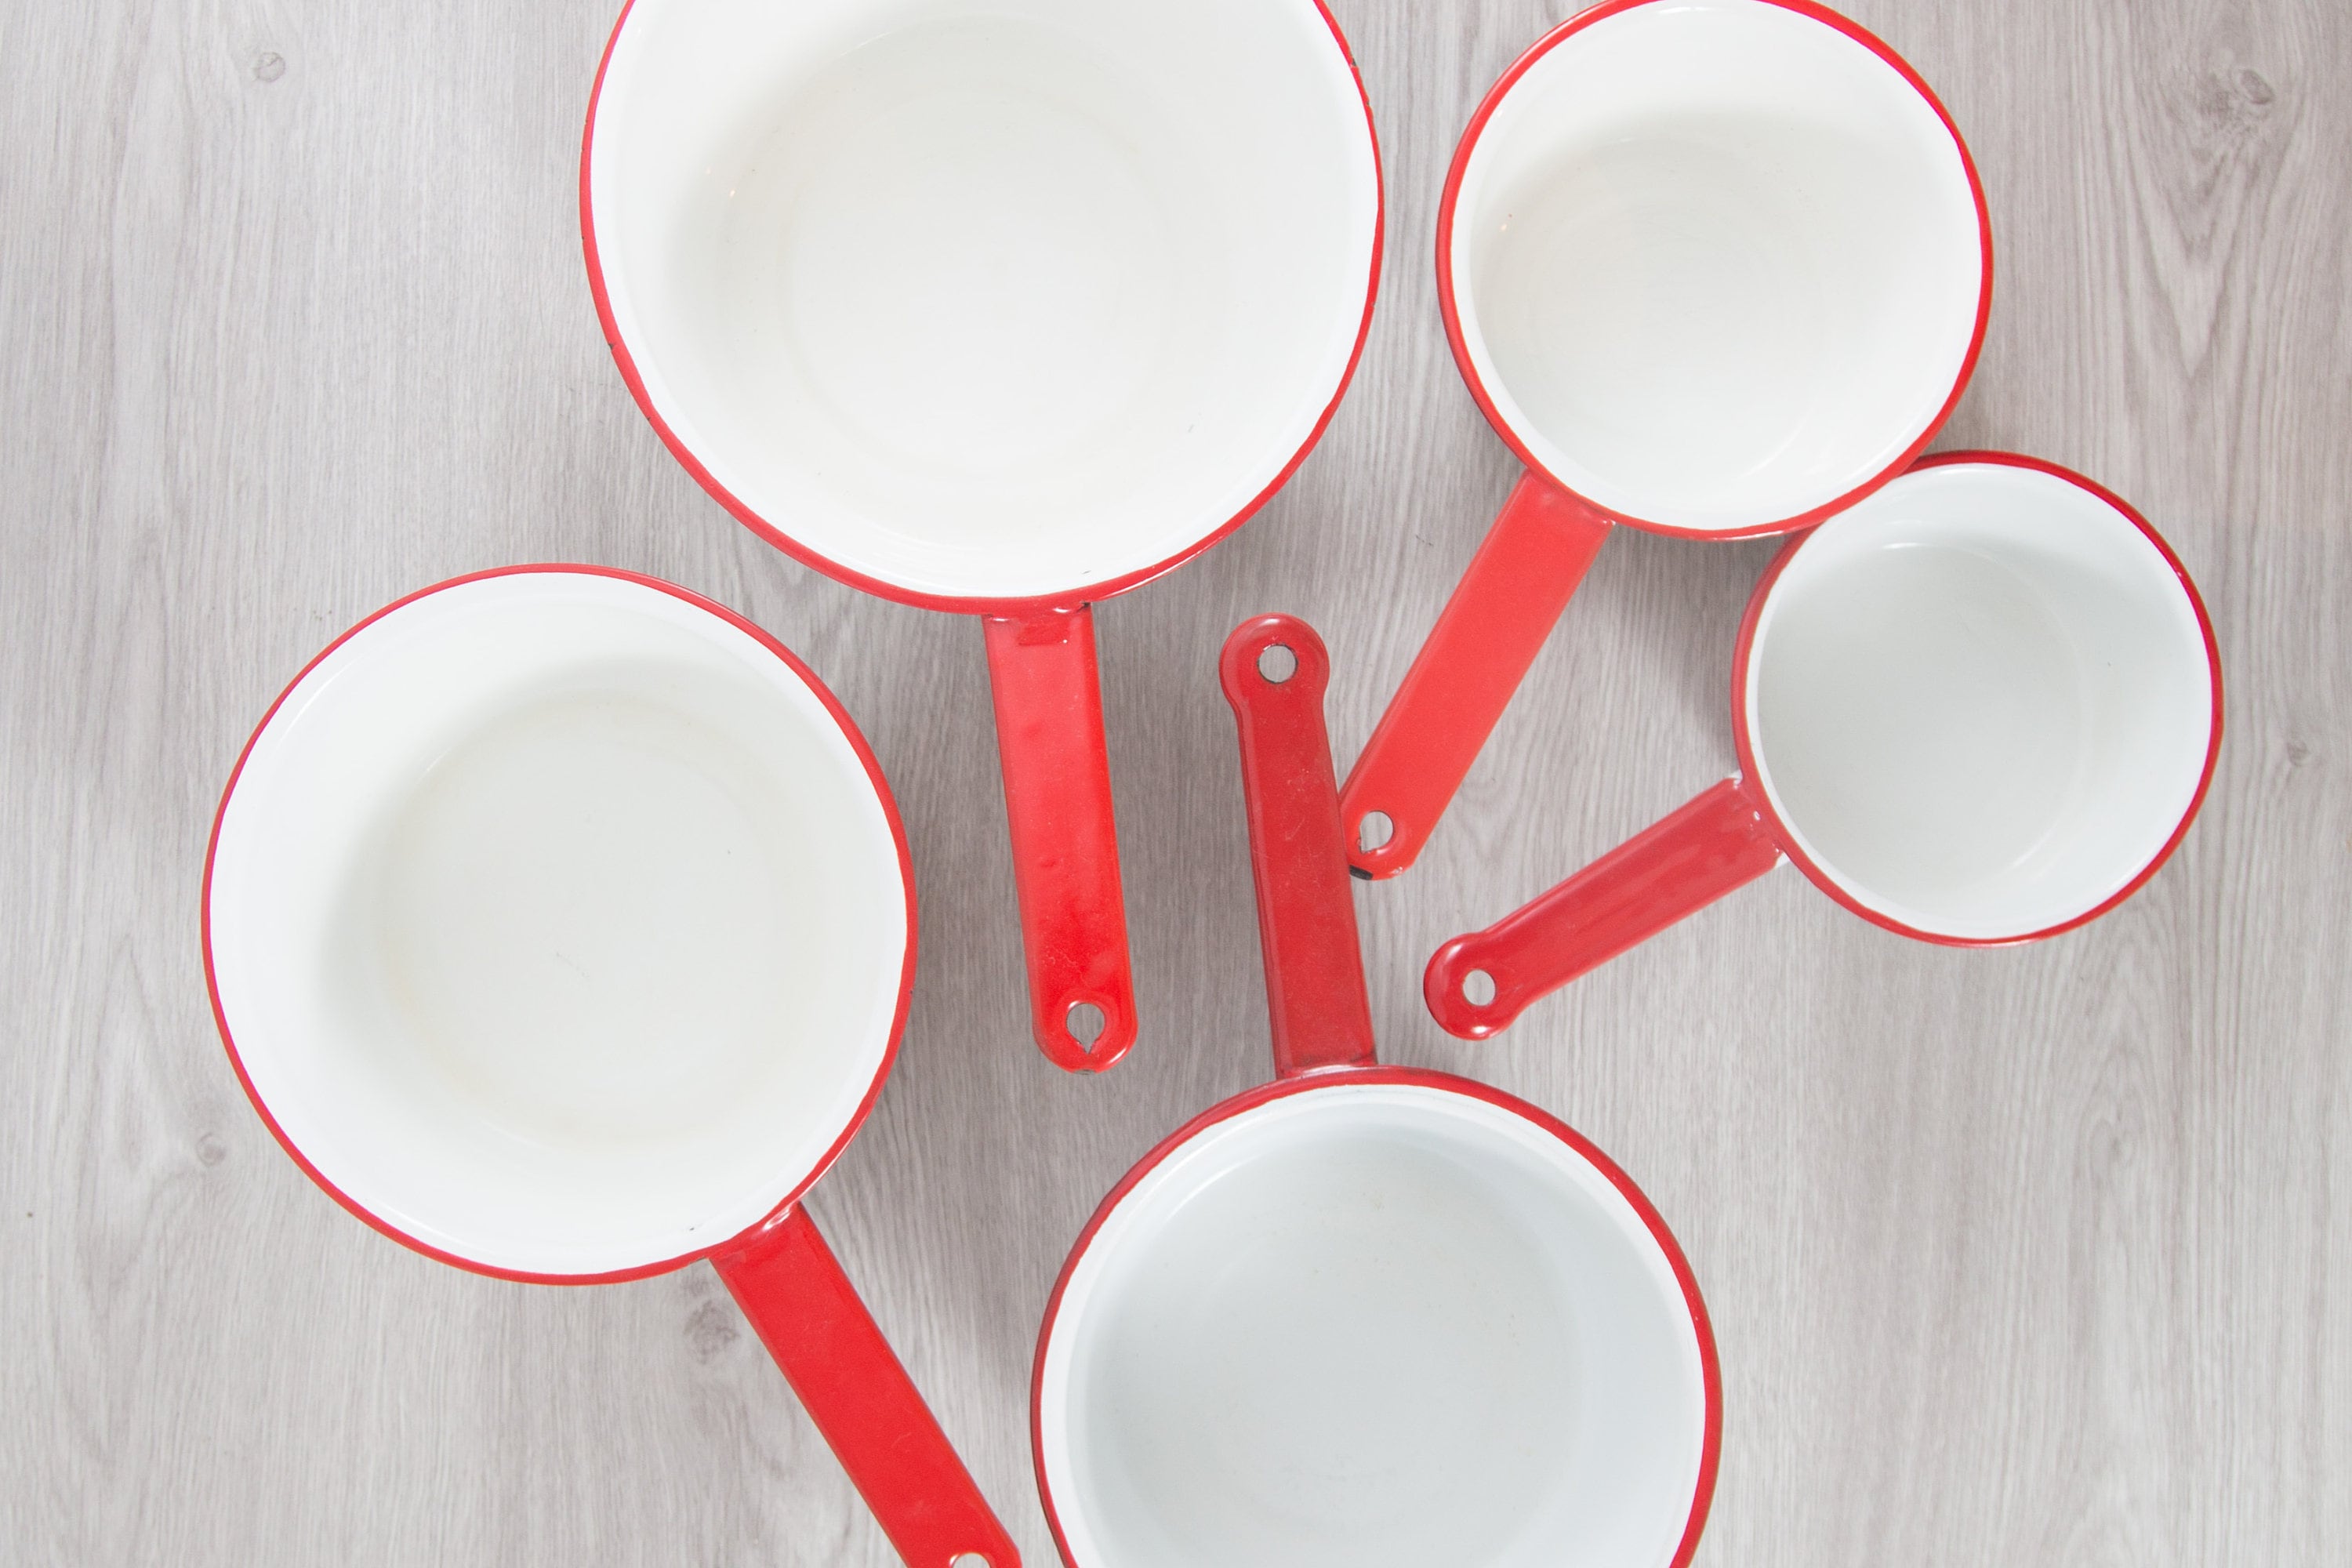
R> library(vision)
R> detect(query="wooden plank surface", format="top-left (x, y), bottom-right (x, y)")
top-left (3, 0), bottom-right (2347, 1562)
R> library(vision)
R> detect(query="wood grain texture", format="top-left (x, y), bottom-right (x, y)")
top-left (3, 1), bottom-right (2347, 1563)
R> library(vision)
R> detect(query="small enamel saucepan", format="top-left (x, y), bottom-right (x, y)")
top-left (204, 567), bottom-right (1016, 1568)
top-left (1340, 0), bottom-right (1992, 878)
top-left (1427, 455), bottom-right (2224, 1040)
top-left (583, 0), bottom-right (1383, 1070)
top-left (1032, 615), bottom-right (1719, 1568)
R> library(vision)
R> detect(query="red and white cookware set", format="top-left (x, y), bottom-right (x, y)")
top-left (201, 2), bottom-right (2220, 1565)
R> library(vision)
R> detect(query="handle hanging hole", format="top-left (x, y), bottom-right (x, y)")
top-left (1065, 1001), bottom-right (1107, 1049)
top-left (1256, 643), bottom-right (1298, 684)
top-left (1356, 811), bottom-right (1394, 853)
top-left (949, 1555), bottom-right (992, 1568)
top-left (1461, 969), bottom-right (1497, 1007)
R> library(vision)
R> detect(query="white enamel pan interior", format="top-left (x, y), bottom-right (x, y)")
top-left (204, 569), bottom-right (911, 1279)
top-left (1742, 457), bottom-right (2220, 940)
top-left (1446, 0), bottom-right (1987, 533)
top-left (1033, 616), bottom-right (1714, 1568)
top-left (586, 0), bottom-right (1381, 604)
top-left (1036, 1079), bottom-right (1711, 1568)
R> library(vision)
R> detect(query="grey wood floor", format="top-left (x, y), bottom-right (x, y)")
top-left (5, 1), bottom-right (2347, 1563)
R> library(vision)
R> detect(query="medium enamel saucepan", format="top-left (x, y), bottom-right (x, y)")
top-left (204, 567), bottom-right (1017, 1568)
top-left (1032, 615), bottom-right (1719, 1568)
top-left (583, 0), bottom-right (1383, 1070)
top-left (1427, 455), bottom-right (2223, 1040)
top-left (1340, 0), bottom-right (1991, 877)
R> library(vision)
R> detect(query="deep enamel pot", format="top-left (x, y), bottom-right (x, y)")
top-left (1031, 616), bottom-right (1720, 1568)
top-left (583, 0), bottom-right (1384, 1071)
top-left (1425, 455), bottom-right (2225, 1040)
top-left (204, 567), bottom-right (1018, 1568)
top-left (1341, 0), bottom-right (1993, 878)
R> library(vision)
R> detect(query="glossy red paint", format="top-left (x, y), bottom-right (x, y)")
top-left (1338, 474), bottom-right (1611, 879)
top-left (1423, 452), bottom-right (2226, 1040)
top-left (1345, 0), bottom-right (1994, 879)
top-left (1220, 616), bottom-right (1381, 1077)
top-left (717, 1208), bottom-right (1021, 1568)
top-left (1426, 776), bottom-right (1785, 1039)
top-left (581, 0), bottom-right (1385, 1071)
top-left (1030, 615), bottom-right (1721, 1568)
top-left (203, 567), bottom-right (1018, 1566)
top-left (982, 608), bottom-right (1136, 1071)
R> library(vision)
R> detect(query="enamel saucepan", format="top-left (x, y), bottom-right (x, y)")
top-left (1425, 455), bottom-right (2223, 1039)
top-left (1031, 615), bottom-right (1719, 1568)
top-left (1340, 0), bottom-right (1991, 878)
top-left (583, 0), bottom-right (1383, 1070)
top-left (204, 567), bottom-right (1018, 1568)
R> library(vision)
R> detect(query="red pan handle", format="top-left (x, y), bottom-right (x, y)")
top-left (982, 607), bottom-right (1137, 1073)
top-left (1218, 615), bottom-right (1378, 1078)
top-left (713, 1207), bottom-right (1020, 1568)
top-left (1339, 470), bottom-right (1612, 878)
top-left (1425, 775), bottom-right (1785, 1039)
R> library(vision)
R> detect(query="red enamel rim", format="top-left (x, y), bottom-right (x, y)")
top-left (199, 564), bottom-right (920, 1287)
top-left (1435, 0), bottom-right (1994, 542)
top-left (1729, 450), bottom-right (2226, 946)
top-left (579, 0), bottom-right (1386, 617)
top-left (1028, 1063), bottom-right (1722, 1568)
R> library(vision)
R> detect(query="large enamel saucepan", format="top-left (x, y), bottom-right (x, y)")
top-left (583, 0), bottom-right (1383, 1070)
top-left (204, 568), bottom-right (1017, 1568)
top-left (1340, 0), bottom-right (1991, 877)
top-left (1032, 615), bottom-right (1719, 1568)
top-left (1426, 456), bottom-right (2223, 1040)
